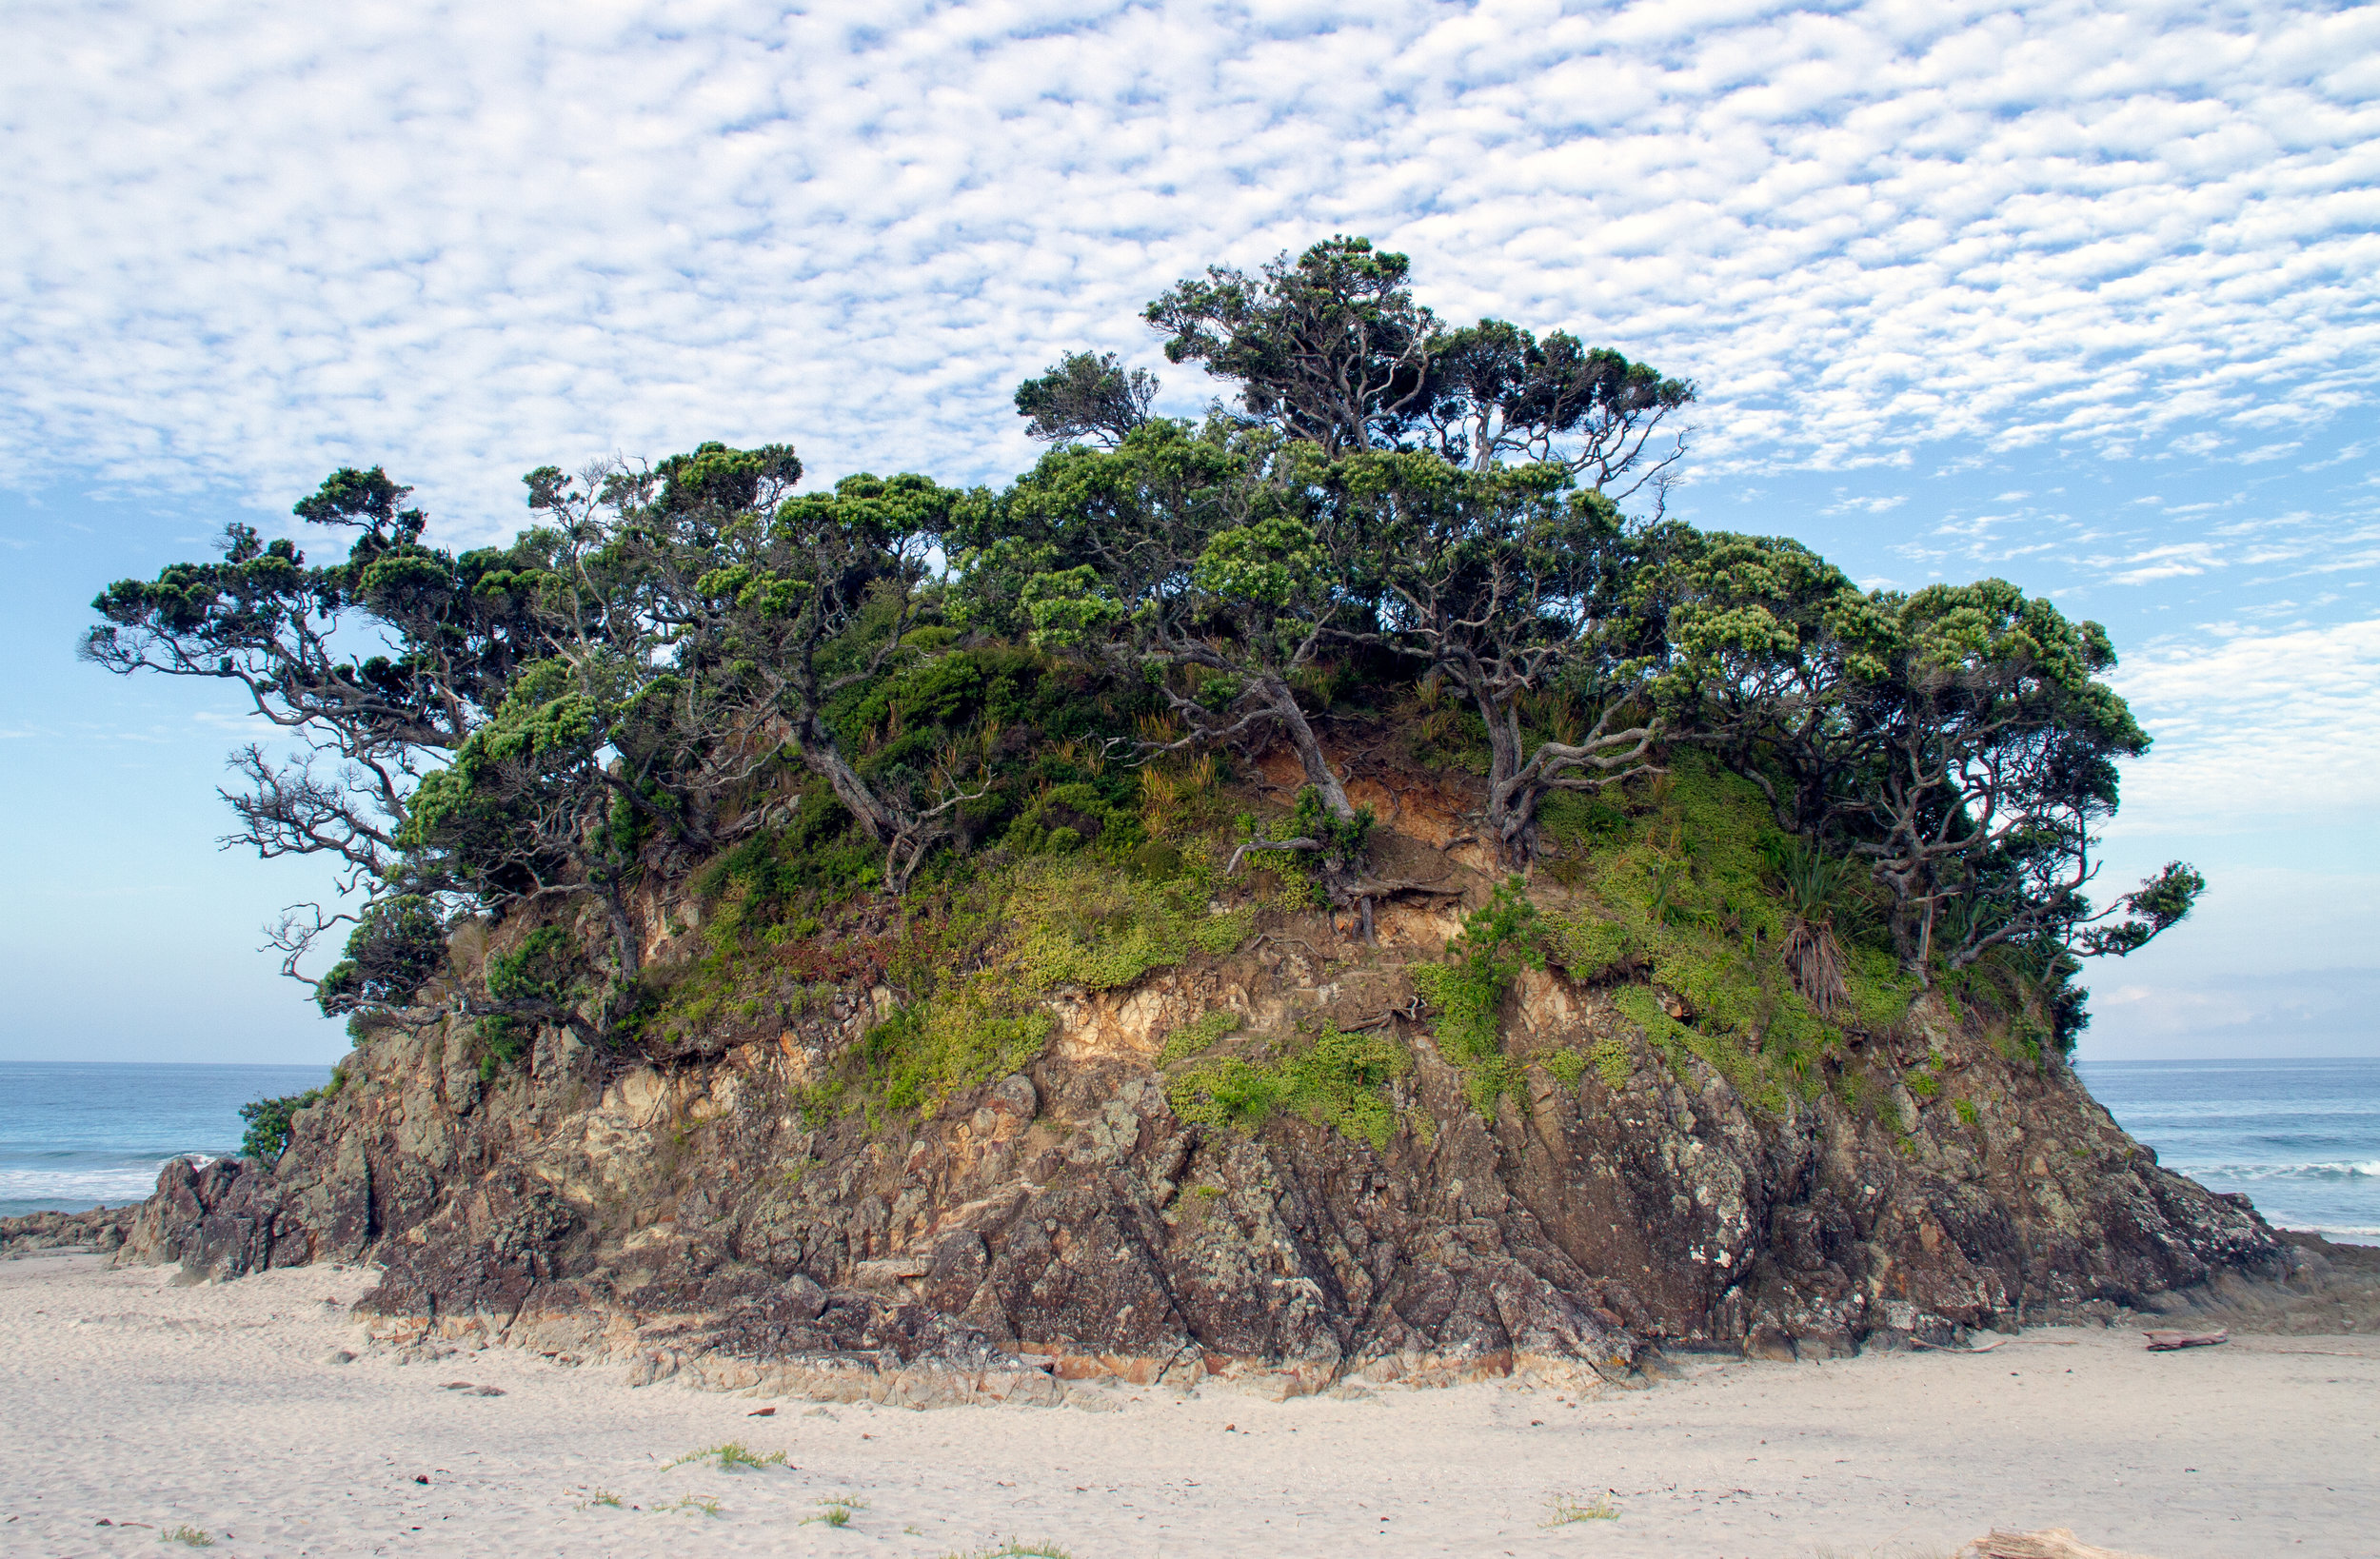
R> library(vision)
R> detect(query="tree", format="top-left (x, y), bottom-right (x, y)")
top-left (1664, 539), bottom-right (2202, 980)
top-left (1146, 236), bottom-right (1696, 511)
top-left (610, 452), bottom-right (982, 896)
top-left (85, 468), bottom-right (565, 997)
top-left (1418, 321), bottom-right (1696, 505)
top-left (350, 446), bottom-right (816, 982)
top-left (1014, 350), bottom-right (1159, 446)
top-left (1146, 236), bottom-right (1437, 456)
top-left (1853, 581), bottom-right (2201, 975)
top-left (1342, 451), bottom-right (1663, 865)
top-left (312, 895), bottom-right (447, 1016)
top-left (1659, 530), bottom-right (1896, 840)
top-left (961, 421), bottom-right (1370, 827)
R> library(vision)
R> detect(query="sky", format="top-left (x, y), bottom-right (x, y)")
top-left (2, 0), bottom-right (2373, 1064)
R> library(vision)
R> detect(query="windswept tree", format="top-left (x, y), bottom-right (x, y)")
top-left (1418, 321), bottom-right (1696, 505)
top-left (84, 468), bottom-right (569, 1001)
top-left (1665, 536), bottom-right (2202, 980)
top-left (1142, 236), bottom-right (1695, 505)
top-left (603, 449), bottom-right (982, 896)
top-left (1145, 236), bottom-right (1438, 457)
top-left (1342, 452), bottom-right (1664, 865)
top-left (1013, 350), bottom-right (1159, 447)
top-left (83, 442), bottom-right (974, 1013)
top-left (957, 420), bottom-right (1369, 830)
top-left (1854, 581), bottom-right (2201, 975)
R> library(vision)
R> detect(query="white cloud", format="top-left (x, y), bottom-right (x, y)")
top-left (1, 0), bottom-right (2375, 540)
top-left (2112, 615), bottom-right (2380, 827)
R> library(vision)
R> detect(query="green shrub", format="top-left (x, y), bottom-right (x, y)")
top-left (1411, 878), bottom-right (1541, 1115)
top-left (1167, 1024), bottom-right (1411, 1151)
top-left (486, 925), bottom-right (575, 1005)
top-left (1538, 1047), bottom-right (1588, 1088)
top-left (313, 896), bottom-right (446, 1016)
top-left (1548, 914), bottom-right (1634, 981)
top-left (476, 1016), bottom-right (529, 1082)
top-left (1159, 1008), bottom-right (1242, 1067)
top-left (238, 1088), bottom-right (327, 1164)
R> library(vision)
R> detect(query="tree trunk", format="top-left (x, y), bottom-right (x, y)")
top-left (1479, 699), bottom-right (1535, 869)
top-left (788, 715), bottom-right (949, 897)
top-left (599, 880), bottom-right (642, 981)
top-left (1259, 676), bottom-right (1356, 821)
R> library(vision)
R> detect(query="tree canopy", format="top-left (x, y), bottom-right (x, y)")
top-left (85, 236), bottom-right (2196, 1042)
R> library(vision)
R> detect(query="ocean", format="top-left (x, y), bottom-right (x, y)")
top-left (1, 1057), bottom-right (2373, 1244)
top-left (2078, 1057), bottom-right (2380, 1246)
top-left (0, 1061), bottom-right (331, 1219)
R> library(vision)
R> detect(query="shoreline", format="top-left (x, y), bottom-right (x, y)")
top-left (7, 1253), bottom-right (2375, 1558)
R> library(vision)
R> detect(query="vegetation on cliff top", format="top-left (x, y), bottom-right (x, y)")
top-left (87, 237), bottom-right (2202, 1142)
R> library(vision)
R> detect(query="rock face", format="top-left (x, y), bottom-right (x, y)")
top-left (1, 1203), bottom-right (135, 1258)
top-left (114, 874), bottom-right (2291, 1401)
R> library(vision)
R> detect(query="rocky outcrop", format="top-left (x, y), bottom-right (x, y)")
top-left (1, 1202), bottom-right (135, 1258)
top-left (113, 874), bottom-right (2292, 1402)
top-left (118, 1155), bottom-right (315, 1282)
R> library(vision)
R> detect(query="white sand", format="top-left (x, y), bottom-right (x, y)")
top-left (4, 1253), bottom-right (2373, 1558)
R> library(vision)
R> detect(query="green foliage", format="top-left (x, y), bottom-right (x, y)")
top-left (1538, 756), bottom-right (1921, 1113)
top-left (1166, 1024), bottom-right (1411, 1152)
top-left (1002, 855), bottom-right (1252, 988)
top-left (1159, 1008), bottom-right (1243, 1067)
top-left (663, 1442), bottom-right (785, 1472)
top-left (486, 925), bottom-right (575, 1005)
top-left (843, 854), bottom-right (1254, 1122)
top-left (1410, 878), bottom-right (1543, 1115)
top-left (1954, 1098), bottom-right (1980, 1127)
top-left (696, 791), bottom-right (882, 919)
top-left (1538, 1047), bottom-right (1589, 1088)
top-left (1014, 347), bottom-right (1158, 446)
top-left (1548, 914), bottom-right (1635, 981)
top-left (161, 1527), bottom-right (216, 1549)
top-left (859, 993), bottom-right (1055, 1123)
top-left (238, 1088), bottom-right (326, 1164)
top-left (1590, 1035), bottom-right (1634, 1090)
top-left (1288, 784), bottom-right (1374, 861)
top-left (1764, 833), bottom-right (1858, 923)
top-left (476, 1016), bottom-right (528, 1083)
top-left (315, 896), bottom-right (446, 1016)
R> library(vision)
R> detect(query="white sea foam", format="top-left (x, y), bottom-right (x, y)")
top-left (0, 1158), bottom-right (188, 1206)
top-left (2176, 1161), bottom-right (2380, 1182)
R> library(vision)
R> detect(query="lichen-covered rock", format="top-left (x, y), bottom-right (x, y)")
top-left (1, 1202), bottom-right (134, 1257)
top-left (110, 878), bottom-right (2290, 1399)
top-left (105, 749), bottom-right (2296, 1395)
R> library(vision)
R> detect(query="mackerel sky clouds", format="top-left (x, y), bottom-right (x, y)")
top-left (2, 0), bottom-right (2374, 1058)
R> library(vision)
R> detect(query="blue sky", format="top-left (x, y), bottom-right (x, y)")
top-left (2, 0), bottom-right (2373, 1063)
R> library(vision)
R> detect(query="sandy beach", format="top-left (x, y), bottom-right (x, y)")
top-left (2, 1253), bottom-right (2372, 1558)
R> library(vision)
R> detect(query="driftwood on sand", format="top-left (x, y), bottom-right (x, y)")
top-left (1958, 1529), bottom-right (2162, 1559)
top-left (2140, 1328), bottom-right (2229, 1352)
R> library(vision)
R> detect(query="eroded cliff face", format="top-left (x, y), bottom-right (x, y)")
top-left (119, 862), bottom-right (2286, 1405)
